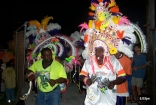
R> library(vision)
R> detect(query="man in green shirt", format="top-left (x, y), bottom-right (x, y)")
top-left (27, 48), bottom-right (67, 105)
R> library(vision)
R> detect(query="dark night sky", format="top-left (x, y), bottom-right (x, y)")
top-left (0, 0), bottom-right (147, 48)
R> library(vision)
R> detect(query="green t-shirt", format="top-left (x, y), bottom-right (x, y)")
top-left (29, 59), bottom-right (67, 92)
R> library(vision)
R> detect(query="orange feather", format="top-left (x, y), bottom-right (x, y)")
top-left (110, 6), bottom-right (119, 13)
top-left (116, 30), bottom-right (124, 39)
top-left (88, 12), bottom-right (95, 16)
top-left (94, 21), bottom-right (102, 30)
top-left (98, 0), bottom-right (103, 2)
top-left (84, 34), bottom-right (89, 43)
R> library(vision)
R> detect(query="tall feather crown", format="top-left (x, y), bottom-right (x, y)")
top-left (79, 0), bottom-right (147, 59)
top-left (29, 16), bottom-right (53, 30)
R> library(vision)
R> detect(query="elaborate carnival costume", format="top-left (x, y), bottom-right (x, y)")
top-left (20, 16), bottom-right (77, 100)
top-left (69, 31), bottom-right (86, 93)
top-left (79, 0), bottom-right (147, 105)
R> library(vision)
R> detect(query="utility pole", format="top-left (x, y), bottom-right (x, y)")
top-left (146, 0), bottom-right (155, 104)
top-left (12, 9), bottom-right (15, 33)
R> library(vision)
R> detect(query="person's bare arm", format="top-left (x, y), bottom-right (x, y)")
top-left (133, 64), bottom-right (147, 70)
top-left (26, 70), bottom-right (35, 81)
top-left (49, 78), bottom-right (67, 87)
top-left (108, 76), bottom-right (126, 89)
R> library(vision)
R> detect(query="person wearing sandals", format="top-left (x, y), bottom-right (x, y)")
top-left (131, 44), bottom-right (147, 104)
top-left (114, 52), bottom-right (132, 105)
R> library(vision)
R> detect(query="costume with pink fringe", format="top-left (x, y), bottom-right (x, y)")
top-left (69, 31), bottom-right (85, 91)
top-left (79, 0), bottom-right (147, 105)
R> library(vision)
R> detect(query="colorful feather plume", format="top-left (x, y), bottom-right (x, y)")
top-left (41, 16), bottom-right (53, 29)
top-left (88, 12), bottom-right (95, 16)
top-left (116, 30), bottom-right (124, 39)
top-left (122, 36), bottom-right (131, 45)
top-left (112, 16), bottom-right (120, 24)
top-left (98, 0), bottom-right (103, 3)
top-left (109, 6), bottom-right (119, 13)
top-left (118, 16), bottom-right (130, 26)
top-left (79, 22), bottom-right (89, 32)
top-left (28, 20), bottom-right (42, 29)
top-left (27, 25), bottom-right (37, 31)
top-left (89, 3), bottom-right (96, 11)
top-left (47, 23), bottom-right (61, 31)
top-left (108, 0), bottom-right (116, 8)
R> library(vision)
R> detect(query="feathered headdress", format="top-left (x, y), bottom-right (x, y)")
top-left (79, 0), bottom-right (147, 59)
top-left (29, 16), bottom-right (53, 30)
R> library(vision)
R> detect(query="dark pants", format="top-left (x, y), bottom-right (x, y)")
top-left (5, 88), bottom-right (15, 101)
top-left (116, 96), bottom-right (126, 105)
top-left (36, 86), bottom-right (61, 105)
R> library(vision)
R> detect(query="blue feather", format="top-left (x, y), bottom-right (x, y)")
top-left (29, 34), bottom-right (36, 44)
top-left (122, 36), bottom-right (131, 45)
top-left (88, 16), bottom-right (94, 20)
top-left (111, 13), bottom-right (122, 16)
top-left (48, 29), bottom-right (61, 36)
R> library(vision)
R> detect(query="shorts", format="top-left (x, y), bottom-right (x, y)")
top-left (116, 96), bottom-right (126, 105)
top-left (131, 76), bottom-right (143, 87)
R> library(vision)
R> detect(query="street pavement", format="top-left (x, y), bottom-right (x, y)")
top-left (24, 82), bottom-right (139, 105)
top-left (0, 81), bottom-right (143, 105)
top-left (24, 82), bottom-right (85, 105)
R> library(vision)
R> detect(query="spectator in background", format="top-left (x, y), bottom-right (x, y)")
top-left (131, 44), bottom-right (147, 104)
top-left (2, 61), bottom-right (16, 103)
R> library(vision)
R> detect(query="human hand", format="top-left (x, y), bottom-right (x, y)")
top-left (49, 79), bottom-right (57, 87)
top-left (86, 79), bottom-right (92, 86)
top-left (108, 81), bottom-right (115, 89)
top-left (27, 72), bottom-right (35, 81)
top-left (133, 67), bottom-right (138, 70)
